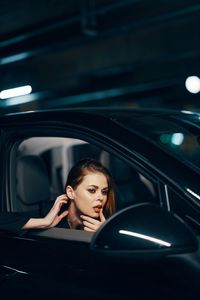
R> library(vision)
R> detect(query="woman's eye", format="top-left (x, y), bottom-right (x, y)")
top-left (102, 190), bottom-right (108, 196)
top-left (88, 189), bottom-right (96, 193)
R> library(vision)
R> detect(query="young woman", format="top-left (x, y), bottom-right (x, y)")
top-left (21, 158), bottom-right (116, 232)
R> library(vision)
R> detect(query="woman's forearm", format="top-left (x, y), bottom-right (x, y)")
top-left (22, 217), bottom-right (49, 229)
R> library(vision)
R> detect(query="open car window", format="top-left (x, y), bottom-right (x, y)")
top-left (9, 136), bottom-right (159, 238)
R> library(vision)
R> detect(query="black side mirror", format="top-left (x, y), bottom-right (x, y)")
top-left (91, 203), bottom-right (198, 260)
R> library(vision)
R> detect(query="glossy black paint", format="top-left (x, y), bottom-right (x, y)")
top-left (0, 108), bottom-right (200, 299)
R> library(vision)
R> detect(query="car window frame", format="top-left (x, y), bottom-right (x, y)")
top-left (0, 123), bottom-right (164, 243)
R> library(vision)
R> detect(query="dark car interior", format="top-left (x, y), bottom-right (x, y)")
top-left (13, 137), bottom-right (158, 222)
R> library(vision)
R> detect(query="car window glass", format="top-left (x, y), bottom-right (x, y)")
top-left (100, 150), bottom-right (158, 210)
top-left (114, 114), bottom-right (200, 174)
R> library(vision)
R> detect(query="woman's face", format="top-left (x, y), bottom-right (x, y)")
top-left (68, 171), bottom-right (109, 218)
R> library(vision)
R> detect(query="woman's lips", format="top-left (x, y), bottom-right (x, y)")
top-left (93, 206), bottom-right (102, 213)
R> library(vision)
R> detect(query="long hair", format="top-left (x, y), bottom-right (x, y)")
top-left (65, 158), bottom-right (115, 218)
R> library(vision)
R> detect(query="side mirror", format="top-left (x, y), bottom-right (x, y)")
top-left (91, 203), bottom-right (198, 260)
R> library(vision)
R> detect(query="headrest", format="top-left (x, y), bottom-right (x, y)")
top-left (70, 143), bottom-right (101, 164)
top-left (101, 151), bottom-right (135, 183)
top-left (17, 155), bottom-right (50, 205)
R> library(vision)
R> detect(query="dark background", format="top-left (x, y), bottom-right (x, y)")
top-left (0, 0), bottom-right (200, 113)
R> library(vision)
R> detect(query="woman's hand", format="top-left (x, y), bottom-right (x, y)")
top-left (23, 194), bottom-right (69, 230)
top-left (44, 194), bottom-right (69, 228)
top-left (80, 209), bottom-right (105, 232)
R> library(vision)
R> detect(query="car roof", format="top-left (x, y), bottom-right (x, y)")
top-left (1, 106), bottom-right (199, 120)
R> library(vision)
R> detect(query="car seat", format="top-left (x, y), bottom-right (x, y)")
top-left (16, 155), bottom-right (51, 216)
top-left (100, 152), bottom-right (155, 210)
top-left (69, 143), bottom-right (102, 164)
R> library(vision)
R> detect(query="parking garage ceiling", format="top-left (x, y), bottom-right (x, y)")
top-left (0, 0), bottom-right (200, 112)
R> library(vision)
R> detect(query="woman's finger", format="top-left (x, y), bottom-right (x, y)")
top-left (80, 215), bottom-right (99, 225)
top-left (53, 199), bottom-right (68, 211)
top-left (99, 209), bottom-right (105, 222)
top-left (82, 220), bottom-right (97, 230)
top-left (55, 194), bottom-right (68, 204)
top-left (84, 227), bottom-right (94, 232)
top-left (58, 210), bottom-right (68, 221)
top-left (58, 199), bottom-right (68, 207)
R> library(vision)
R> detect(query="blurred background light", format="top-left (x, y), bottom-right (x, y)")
top-left (171, 133), bottom-right (184, 146)
top-left (181, 110), bottom-right (195, 114)
top-left (160, 133), bottom-right (184, 146)
top-left (185, 76), bottom-right (200, 94)
top-left (0, 85), bottom-right (32, 99)
top-left (0, 53), bottom-right (29, 65)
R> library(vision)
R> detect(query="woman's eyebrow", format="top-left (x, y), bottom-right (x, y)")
top-left (87, 185), bottom-right (98, 188)
top-left (87, 185), bottom-right (108, 189)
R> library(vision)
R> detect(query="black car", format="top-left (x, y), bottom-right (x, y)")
top-left (0, 107), bottom-right (200, 299)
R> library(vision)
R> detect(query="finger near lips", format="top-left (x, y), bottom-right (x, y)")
top-left (99, 210), bottom-right (105, 221)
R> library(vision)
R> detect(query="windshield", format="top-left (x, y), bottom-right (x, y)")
top-left (114, 112), bottom-right (200, 174)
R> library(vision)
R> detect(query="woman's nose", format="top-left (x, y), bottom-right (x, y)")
top-left (97, 192), bottom-right (104, 201)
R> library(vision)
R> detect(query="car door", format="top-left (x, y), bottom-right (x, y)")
top-left (0, 111), bottom-right (154, 299)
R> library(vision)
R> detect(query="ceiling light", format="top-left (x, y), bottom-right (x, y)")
top-left (0, 85), bottom-right (32, 99)
top-left (185, 76), bottom-right (200, 94)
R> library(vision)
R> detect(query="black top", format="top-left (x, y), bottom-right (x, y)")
top-left (0, 212), bottom-right (34, 235)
